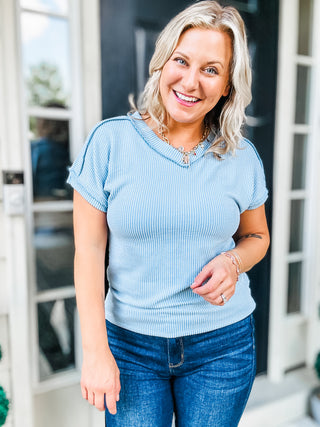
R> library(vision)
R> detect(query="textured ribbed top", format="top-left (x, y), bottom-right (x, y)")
top-left (67, 112), bottom-right (268, 338)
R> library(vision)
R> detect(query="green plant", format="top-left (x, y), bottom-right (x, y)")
top-left (0, 387), bottom-right (9, 426)
top-left (315, 352), bottom-right (320, 380)
top-left (0, 345), bottom-right (9, 426)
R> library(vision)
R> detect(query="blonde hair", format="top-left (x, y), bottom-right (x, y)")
top-left (133, 0), bottom-right (252, 156)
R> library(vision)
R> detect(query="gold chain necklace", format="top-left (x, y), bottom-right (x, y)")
top-left (158, 124), bottom-right (210, 165)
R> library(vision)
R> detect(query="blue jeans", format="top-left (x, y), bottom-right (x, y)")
top-left (105, 315), bottom-right (256, 427)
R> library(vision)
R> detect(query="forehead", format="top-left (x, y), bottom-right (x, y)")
top-left (174, 27), bottom-right (232, 61)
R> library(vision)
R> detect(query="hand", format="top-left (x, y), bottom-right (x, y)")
top-left (190, 253), bottom-right (238, 305)
top-left (81, 349), bottom-right (121, 414)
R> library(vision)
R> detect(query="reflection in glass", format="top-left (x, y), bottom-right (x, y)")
top-left (20, 0), bottom-right (68, 15)
top-left (30, 114), bottom-right (71, 201)
top-left (34, 211), bottom-right (74, 291)
top-left (21, 11), bottom-right (70, 107)
top-left (298, 0), bottom-right (313, 55)
top-left (287, 261), bottom-right (302, 314)
top-left (292, 134), bottom-right (307, 190)
top-left (289, 199), bottom-right (304, 253)
top-left (295, 65), bottom-right (311, 124)
top-left (38, 297), bottom-right (76, 380)
top-left (135, 26), bottom-right (160, 95)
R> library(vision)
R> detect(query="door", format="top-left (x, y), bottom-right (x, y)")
top-left (100, 0), bottom-right (278, 374)
top-left (269, 0), bottom-right (320, 381)
top-left (1, 1), bottom-right (103, 426)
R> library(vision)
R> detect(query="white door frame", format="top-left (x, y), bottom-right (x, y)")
top-left (0, 0), bottom-right (102, 425)
top-left (0, 0), bottom-right (33, 425)
top-left (268, 0), bottom-right (320, 382)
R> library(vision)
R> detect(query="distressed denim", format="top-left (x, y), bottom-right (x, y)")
top-left (105, 315), bottom-right (256, 427)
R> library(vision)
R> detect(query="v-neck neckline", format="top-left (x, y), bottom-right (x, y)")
top-left (128, 111), bottom-right (213, 168)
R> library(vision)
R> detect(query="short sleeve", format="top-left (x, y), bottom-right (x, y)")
top-left (67, 122), bottom-right (110, 212)
top-left (246, 141), bottom-right (268, 210)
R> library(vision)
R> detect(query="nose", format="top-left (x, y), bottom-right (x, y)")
top-left (182, 67), bottom-right (199, 92)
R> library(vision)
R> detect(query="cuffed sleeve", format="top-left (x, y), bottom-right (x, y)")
top-left (67, 122), bottom-right (110, 212)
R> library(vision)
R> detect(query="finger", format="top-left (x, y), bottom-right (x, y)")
top-left (195, 278), bottom-right (232, 300)
top-left (197, 283), bottom-right (229, 299)
top-left (192, 277), bottom-right (222, 295)
top-left (191, 266), bottom-right (213, 289)
top-left (202, 294), bottom-right (227, 306)
top-left (94, 392), bottom-right (106, 412)
top-left (88, 391), bottom-right (95, 406)
top-left (105, 393), bottom-right (118, 415)
top-left (81, 386), bottom-right (88, 400)
top-left (203, 287), bottom-right (235, 305)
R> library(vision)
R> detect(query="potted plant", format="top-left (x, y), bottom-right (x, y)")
top-left (310, 352), bottom-right (320, 423)
top-left (0, 345), bottom-right (9, 426)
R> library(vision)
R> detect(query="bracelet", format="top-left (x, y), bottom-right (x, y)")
top-left (229, 249), bottom-right (243, 273)
top-left (221, 251), bottom-right (241, 279)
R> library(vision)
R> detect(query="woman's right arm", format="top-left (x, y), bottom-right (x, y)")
top-left (73, 190), bottom-right (120, 414)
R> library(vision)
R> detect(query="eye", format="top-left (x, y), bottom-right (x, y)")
top-left (204, 66), bottom-right (218, 75)
top-left (173, 57), bottom-right (187, 66)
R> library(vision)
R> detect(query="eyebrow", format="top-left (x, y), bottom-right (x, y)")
top-left (173, 51), bottom-right (225, 68)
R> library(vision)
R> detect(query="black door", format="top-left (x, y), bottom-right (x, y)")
top-left (100, 0), bottom-right (278, 374)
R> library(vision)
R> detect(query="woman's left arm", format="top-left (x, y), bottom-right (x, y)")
top-left (231, 204), bottom-right (270, 272)
top-left (191, 205), bottom-right (270, 305)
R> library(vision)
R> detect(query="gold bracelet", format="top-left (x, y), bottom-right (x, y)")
top-left (230, 249), bottom-right (243, 273)
top-left (221, 251), bottom-right (240, 279)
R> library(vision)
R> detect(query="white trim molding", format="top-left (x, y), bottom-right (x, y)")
top-left (268, 0), bottom-right (299, 382)
top-left (269, 0), bottom-right (320, 382)
top-left (0, 0), bottom-right (34, 425)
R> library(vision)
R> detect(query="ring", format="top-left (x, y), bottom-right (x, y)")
top-left (221, 293), bottom-right (227, 304)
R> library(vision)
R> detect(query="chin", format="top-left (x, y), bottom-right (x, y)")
top-left (165, 108), bottom-right (200, 124)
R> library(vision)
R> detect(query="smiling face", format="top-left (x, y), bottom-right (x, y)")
top-left (159, 28), bottom-right (232, 130)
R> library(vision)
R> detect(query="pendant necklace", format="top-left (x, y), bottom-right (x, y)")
top-left (158, 124), bottom-right (210, 166)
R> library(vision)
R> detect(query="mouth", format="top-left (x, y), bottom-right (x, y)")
top-left (173, 90), bottom-right (201, 104)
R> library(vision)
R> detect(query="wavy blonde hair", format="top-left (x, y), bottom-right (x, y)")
top-left (133, 0), bottom-right (252, 156)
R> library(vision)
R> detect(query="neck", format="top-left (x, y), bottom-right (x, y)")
top-left (163, 119), bottom-right (206, 150)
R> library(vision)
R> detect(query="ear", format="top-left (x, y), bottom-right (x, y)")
top-left (222, 83), bottom-right (231, 97)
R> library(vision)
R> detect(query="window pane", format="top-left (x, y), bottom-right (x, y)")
top-left (219, 0), bottom-right (257, 12)
top-left (34, 212), bottom-right (74, 291)
top-left (298, 0), bottom-right (313, 55)
top-left (21, 11), bottom-right (70, 107)
top-left (287, 262), bottom-right (302, 314)
top-left (30, 116), bottom-right (71, 201)
top-left (135, 26), bottom-right (159, 95)
top-left (20, 0), bottom-right (68, 15)
top-left (289, 199), bottom-right (304, 253)
top-left (295, 65), bottom-right (311, 124)
top-left (38, 297), bottom-right (76, 380)
top-left (291, 134), bottom-right (308, 190)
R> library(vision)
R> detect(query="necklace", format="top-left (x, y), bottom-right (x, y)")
top-left (158, 124), bottom-right (210, 165)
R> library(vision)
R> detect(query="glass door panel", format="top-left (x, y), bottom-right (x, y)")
top-left (20, 11), bottom-right (71, 108)
top-left (20, 0), bottom-right (69, 14)
top-left (298, 0), bottom-right (313, 55)
top-left (34, 211), bottom-right (74, 291)
top-left (291, 134), bottom-right (308, 190)
top-left (30, 116), bottom-right (71, 201)
top-left (295, 65), bottom-right (311, 124)
top-left (38, 296), bottom-right (76, 381)
top-left (289, 199), bottom-right (305, 253)
top-left (287, 261), bottom-right (302, 314)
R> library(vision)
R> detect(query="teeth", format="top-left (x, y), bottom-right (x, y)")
top-left (175, 91), bottom-right (199, 102)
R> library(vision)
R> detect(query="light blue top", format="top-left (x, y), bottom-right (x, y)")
top-left (67, 112), bottom-right (268, 338)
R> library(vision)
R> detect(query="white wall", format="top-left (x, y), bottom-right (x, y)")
top-left (34, 385), bottom-right (104, 427)
top-left (0, 0), bottom-right (13, 423)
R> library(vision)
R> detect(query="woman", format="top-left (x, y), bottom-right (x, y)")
top-left (67, 1), bottom-right (270, 426)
